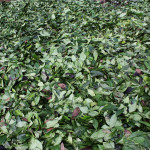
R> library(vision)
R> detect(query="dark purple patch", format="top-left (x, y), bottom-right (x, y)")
top-left (22, 76), bottom-right (28, 81)
top-left (134, 72), bottom-right (139, 76)
top-left (42, 72), bottom-right (47, 75)
top-left (65, 73), bottom-right (75, 78)
top-left (0, 146), bottom-right (6, 150)
top-left (0, 146), bottom-right (15, 150)
top-left (139, 78), bottom-right (143, 84)
top-left (9, 77), bottom-right (13, 80)
top-left (124, 87), bottom-right (134, 94)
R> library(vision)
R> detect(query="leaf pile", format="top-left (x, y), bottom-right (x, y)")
top-left (0, 0), bottom-right (150, 149)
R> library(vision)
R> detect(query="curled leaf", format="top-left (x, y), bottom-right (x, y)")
top-left (72, 107), bottom-right (80, 119)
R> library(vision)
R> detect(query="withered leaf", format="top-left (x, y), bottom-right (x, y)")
top-left (46, 128), bottom-right (54, 132)
top-left (134, 68), bottom-right (142, 76)
top-left (124, 129), bottom-right (131, 137)
top-left (22, 117), bottom-right (28, 122)
top-left (136, 69), bottom-right (142, 74)
top-left (72, 107), bottom-right (80, 119)
top-left (80, 147), bottom-right (92, 150)
top-left (46, 96), bottom-right (52, 100)
top-left (61, 142), bottom-right (66, 150)
top-left (5, 97), bottom-right (10, 101)
top-left (58, 83), bottom-right (66, 89)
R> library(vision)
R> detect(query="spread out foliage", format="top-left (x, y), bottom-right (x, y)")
top-left (0, 0), bottom-right (150, 150)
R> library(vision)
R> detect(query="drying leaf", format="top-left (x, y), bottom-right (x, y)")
top-left (22, 117), bottom-right (28, 122)
top-left (72, 107), bottom-right (80, 119)
top-left (88, 67), bottom-right (94, 70)
top-left (46, 128), bottom-right (54, 132)
top-left (58, 83), bottom-right (66, 89)
top-left (23, 88), bottom-right (27, 91)
top-left (144, 85), bottom-right (148, 88)
top-left (44, 119), bottom-right (53, 124)
top-left (124, 129), bottom-right (131, 137)
top-left (0, 67), bottom-right (5, 70)
top-left (141, 100), bottom-right (148, 106)
top-left (80, 147), bottom-right (92, 150)
top-left (61, 142), bottom-right (66, 150)
top-left (134, 69), bottom-right (142, 76)
top-left (103, 129), bottom-right (111, 134)
top-left (5, 97), bottom-right (10, 101)
top-left (136, 69), bottom-right (142, 75)
top-left (46, 96), bottom-right (52, 100)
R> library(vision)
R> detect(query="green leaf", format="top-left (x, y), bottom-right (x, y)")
top-left (16, 121), bottom-right (27, 128)
top-left (139, 121), bottom-right (150, 127)
top-left (91, 130), bottom-right (105, 139)
top-left (133, 137), bottom-right (145, 144)
top-left (103, 142), bottom-right (115, 149)
top-left (89, 111), bottom-right (99, 117)
top-left (88, 89), bottom-right (95, 96)
top-left (38, 82), bottom-right (44, 87)
top-left (40, 30), bottom-right (50, 37)
top-left (91, 71), bottom-right (104, 77)
top-left (80, 106), bottom-right (88, 114)
top-left (93, 50), bottom-right (98, 61)
top-left (80, 52), bottom-right (86, 61)
top-left (93, 119), bottom-right (98, 130)
top-left (129, 103), bottom-right (137, 113)
top-left (29, 137), bottom-right (43, 150)
top-left (51, 14), bottom-right (55, 20)
top-left (46, 116), bottom-right (62, 128)
top-left (109, 114), bottom-right (117, 128)
top-left (119, 13), bottom-right (126, 17)
top-left (0, 135), bottom-right (7, 145)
